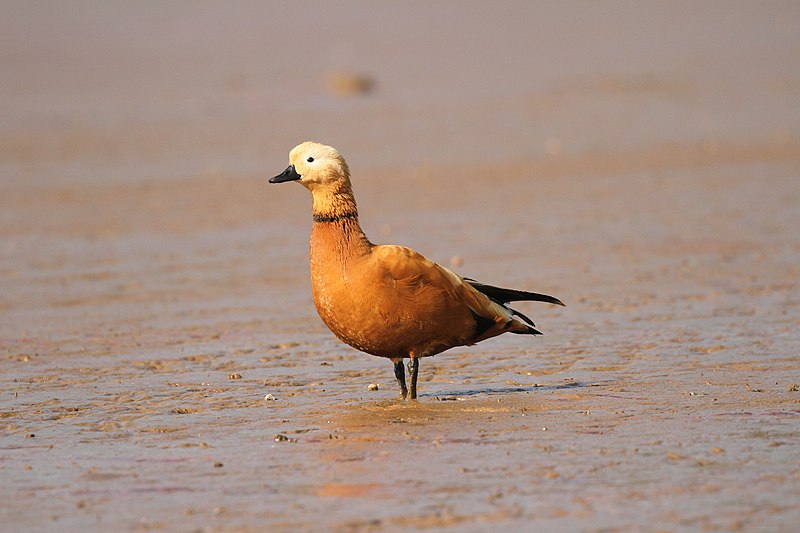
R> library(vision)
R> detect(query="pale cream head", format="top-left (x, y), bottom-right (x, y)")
top-left (288, 141), bottom-right (351, 191)
top-left (269, 141), bottom-right (359, 218)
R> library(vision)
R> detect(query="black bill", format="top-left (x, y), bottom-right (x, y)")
top-left (269, 165), bottom-right (301, 183)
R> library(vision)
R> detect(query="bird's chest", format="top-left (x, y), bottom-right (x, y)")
top-left (309, 229), bottom-right (381, 347)
top-left (309, 252), bottom-right (358, 323)
top-left (310, 256), bottom-right (390, 353)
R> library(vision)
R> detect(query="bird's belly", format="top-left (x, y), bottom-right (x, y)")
top-left (311, 275), bottom-right (466, 358)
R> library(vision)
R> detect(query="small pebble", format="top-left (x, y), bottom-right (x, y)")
top-left (367, 383), bottom-right (379, 391)
top-left (788, 383), bottom-right (798, 392)
top-left (227, 373), bottom-right (242, 380)
top-left (213, 462), bottom-right (223, 468)
top-left (264, 394), bottom-right (277, 401)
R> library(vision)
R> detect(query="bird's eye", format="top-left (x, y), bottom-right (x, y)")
top-left (307, 157), bottom-right (314, 163)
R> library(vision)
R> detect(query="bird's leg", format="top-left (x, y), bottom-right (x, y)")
top-left (393, 359), bottom-right (408, 399)
top-left (408, 357), bottom-right (420, 400)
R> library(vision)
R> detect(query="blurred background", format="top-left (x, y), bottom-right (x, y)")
top-left (2, 2), bottom-right (800, 531)
top-left (3, 1), bottom-right (798, 185)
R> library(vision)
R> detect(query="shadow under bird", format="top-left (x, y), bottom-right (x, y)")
top-left (269, 141), bottom-right (564, 399)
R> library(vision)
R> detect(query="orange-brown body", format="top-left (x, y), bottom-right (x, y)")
top-left (310, 222), bottom-right (498, 359)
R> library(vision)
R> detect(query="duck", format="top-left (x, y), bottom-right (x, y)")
top-left (269, 141), bottom-right (564, 399)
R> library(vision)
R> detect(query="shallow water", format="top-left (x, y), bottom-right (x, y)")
top-left (2, 2), bottom-right (800, 531)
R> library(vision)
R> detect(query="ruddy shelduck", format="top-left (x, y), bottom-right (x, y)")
top-left (270, 141), bottom-right (564, 399)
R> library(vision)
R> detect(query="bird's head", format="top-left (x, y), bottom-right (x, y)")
top-left (269, 141), bottom-right (351, 192)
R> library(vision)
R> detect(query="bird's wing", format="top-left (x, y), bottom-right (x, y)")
top-left (371, 245), bottom-right (534, 340)
top-left (372, 245), bottom-right (476, 302)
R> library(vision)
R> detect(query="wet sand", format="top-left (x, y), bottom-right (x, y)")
top-left (2, 3), bottom-right (800, 531)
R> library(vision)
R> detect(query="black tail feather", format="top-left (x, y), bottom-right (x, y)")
top-left (510, 324), bottom-right (543, 335)
top-left (465, 279), bottom-right (565, 307)
top-left (510, 307), bottom-right (537, 328)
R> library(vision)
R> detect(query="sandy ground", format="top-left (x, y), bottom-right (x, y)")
top-left (2, 2), bottom-right (800, 532)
